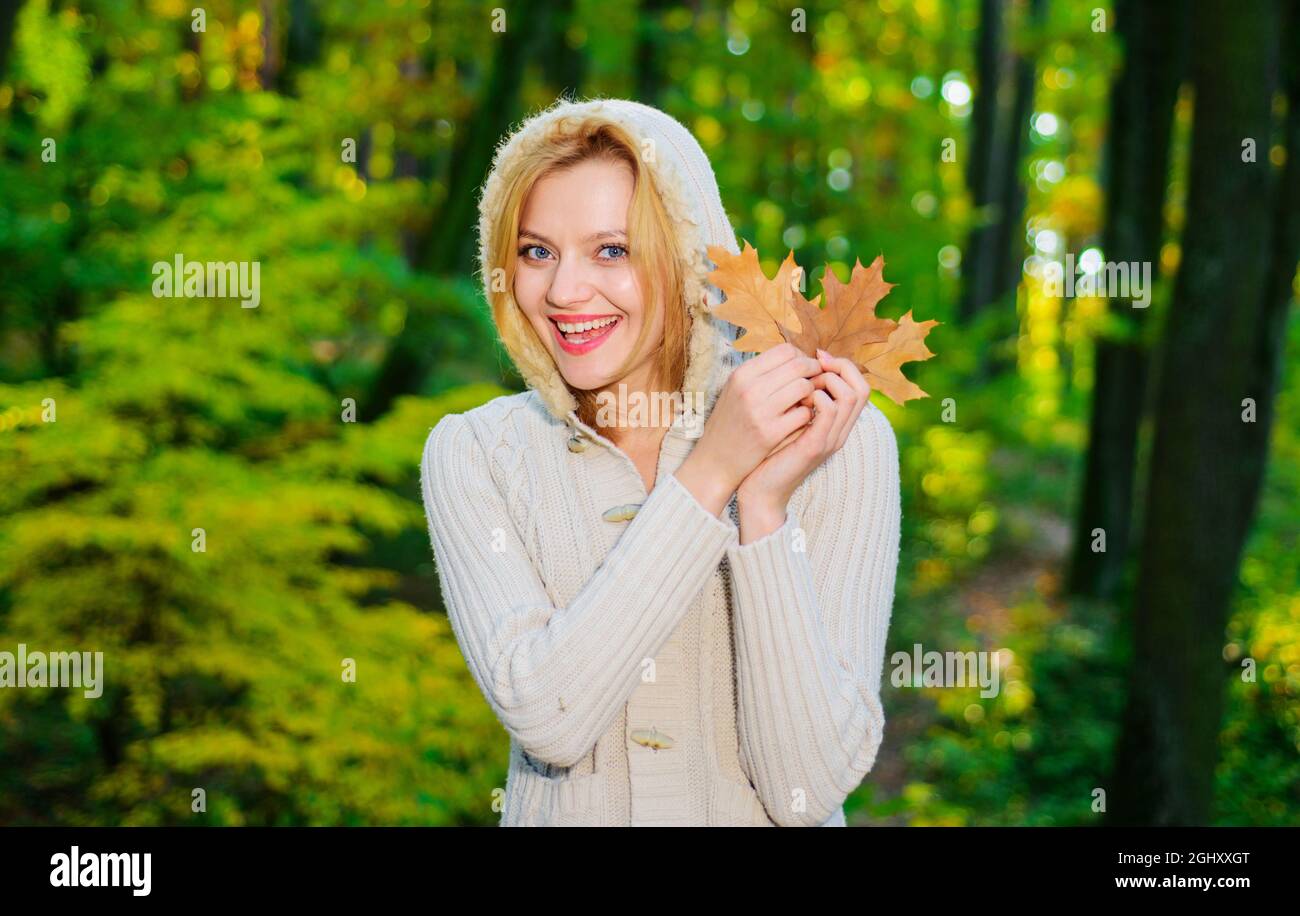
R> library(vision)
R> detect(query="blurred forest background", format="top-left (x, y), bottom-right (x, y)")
top-left (0, 0), bottom-right (1296, 826)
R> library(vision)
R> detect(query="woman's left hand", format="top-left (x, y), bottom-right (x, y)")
top-left (736, 348), bottom-right (873, 514)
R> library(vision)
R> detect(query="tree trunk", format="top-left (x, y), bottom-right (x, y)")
top-left (993, 0), bottom-right (1045, 298)
top-left (981, 0), bottom-right (1045, 377)
top-left (1232, 0), bottom-right (1300, 553)
top-left (1106, 0), bottom-right (1284, 826)
top-left (397, 53), bottom-right (429, 267)
top-left (421, 13), bottom-right (533, 276)
top-left (959, 0), bottom-right (1006, 323)
top-left (541, 0), bottom-right (585, 102)
top-left (281, 0), bottom-right (321, 91)
top-left (635, 0), bottom-right (673, 107)
top-left (1066, 0), bottom-right (1188, 599)
top-left (259, 0), bottom-right (281, 90)
top-left (365, 8), bottom-right (539, 418)
top-left (0, 0), bottom-right (23, 81)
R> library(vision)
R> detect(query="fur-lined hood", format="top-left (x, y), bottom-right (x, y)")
top-left (474, 96), bottom-right (747, 440)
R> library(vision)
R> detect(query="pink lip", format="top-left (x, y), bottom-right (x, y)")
top-left (550, 315), bottom-right (622, 355)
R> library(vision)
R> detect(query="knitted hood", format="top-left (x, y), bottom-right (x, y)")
top-left (474, 97), bottom-right (747, 437)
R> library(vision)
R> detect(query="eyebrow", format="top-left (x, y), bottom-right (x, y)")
top-left (518, 228), bottom-right (628, 247)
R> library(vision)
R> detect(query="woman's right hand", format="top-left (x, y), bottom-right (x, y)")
top-left (674, 343), bottom-right (822, 516)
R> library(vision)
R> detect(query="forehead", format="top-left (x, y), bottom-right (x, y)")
top-left (520, 158), bottom-right (634, 236)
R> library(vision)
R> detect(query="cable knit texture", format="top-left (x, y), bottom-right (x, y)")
top-left (421, 97), bottom-right (901, 826)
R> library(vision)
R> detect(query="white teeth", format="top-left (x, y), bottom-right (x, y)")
top-left (557, 316), bottom-right (618, 333)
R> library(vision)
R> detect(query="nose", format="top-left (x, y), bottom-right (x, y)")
top-left (546, 253), bottom-right (596, 308)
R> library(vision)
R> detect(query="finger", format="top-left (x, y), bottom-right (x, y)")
top-left (806, 388), bottom-right (836, 454)
top-left (818, 350), bottom-right (871, 398)
top-left (801, 371), bottom-right (831, 408)
top-left (818, 370), bottom-right (856, 448)
top-left (834, 400), bottom-right (865, 453)
top-left (770, 374), bottom-right (816, 413)
top-left (770, 401), bottom-right (814, 444)
top-left (818, 356), bottom-right (871, 450)
top-left (740, 341), bottom-right (805, 377)
top-left (821, 351), bottom-right (872, 401)
top-left (755, 351), bottom-right (822, 402)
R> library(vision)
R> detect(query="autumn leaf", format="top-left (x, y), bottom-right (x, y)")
top-left (705, 242), bottom-right (939, 405)
top-left (855, 311), bottom-right (939, 404)
top-left (704, 241), bottom-right (805, 352)
top-left (780, 255), bottom-right (898, 358)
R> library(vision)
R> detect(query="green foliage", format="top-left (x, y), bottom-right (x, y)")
top-left (0, 370), bottom-right (510, 824)
top-left (0, 0), bottom-right (511, 825)
top-left (0, 0), bottom-right (1294, 826)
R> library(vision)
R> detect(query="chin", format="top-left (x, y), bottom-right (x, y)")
top-left (555, 357), bottom-right (623, 393)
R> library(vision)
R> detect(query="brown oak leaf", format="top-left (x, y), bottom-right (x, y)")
top-left (704, 241), bottom-right (805, 352)
top-left (705, 242), bottom-right (938, 405)
top-left (854, 310), bottom-right (939, 405)
top-left (779, 255), bottom-right (898, 359)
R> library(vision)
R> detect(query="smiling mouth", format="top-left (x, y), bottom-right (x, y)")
top-left (549, 315), bottom-right (622, 353)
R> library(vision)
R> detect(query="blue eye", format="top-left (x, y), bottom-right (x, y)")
top-left (519, 243), bottom-right (627, 260)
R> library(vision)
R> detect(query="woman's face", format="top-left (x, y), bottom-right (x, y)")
top-left (514, 157), bottom-right (664, 397)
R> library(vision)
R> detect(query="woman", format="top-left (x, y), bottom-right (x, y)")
top-left (420, 97), bottom-right (901, 826)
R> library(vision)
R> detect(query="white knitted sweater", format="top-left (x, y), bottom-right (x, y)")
top-left (420, 98), bottom-right (902, 826)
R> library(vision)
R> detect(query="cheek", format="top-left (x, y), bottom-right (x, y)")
top-left (602, 267), bottom-right (645, 314)
top-left (513, 269), bottom-right (544, 309)
top-left (513, 273), bottom-right (553, 337)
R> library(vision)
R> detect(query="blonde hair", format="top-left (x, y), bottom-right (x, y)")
top-left (482, 115), bottom-right (689, 431)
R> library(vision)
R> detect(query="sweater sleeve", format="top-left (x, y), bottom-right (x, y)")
top-left (420, 412), bottom-right (740, 770)
top-left (724, 402), bottom-right (901, 826)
